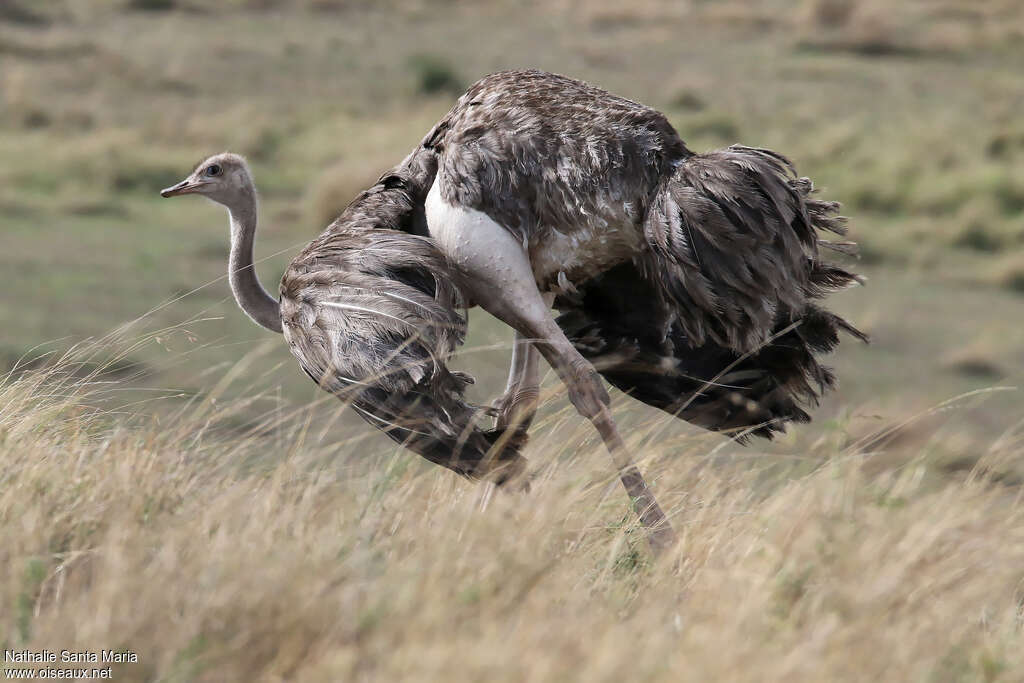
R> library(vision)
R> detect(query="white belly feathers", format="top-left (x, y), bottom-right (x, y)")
top-left (426, 177), bottom-right (643, 296)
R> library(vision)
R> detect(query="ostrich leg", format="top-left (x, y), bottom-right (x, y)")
top-left (491, 330), bottom-right (543, 443)
top-left (426, 184), bottom-right (677, 554)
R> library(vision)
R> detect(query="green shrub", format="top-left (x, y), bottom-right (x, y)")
top-left (407, 54), bottom-right (464, 96)
top-left (125, 0), bottom-right (177, 10)
top-left (953, 224), bottom-right (1003, 253)
top-left (681, 112), bottom-right (740, 143)
top-left (0, 1), bottom-right (50, 25)
top-left (669, 90), bottom-right (706, 112)
top-left (110, 162), bottom-right (182, 194)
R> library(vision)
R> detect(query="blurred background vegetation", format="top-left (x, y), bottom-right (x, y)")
top-left (1, 0), bottom-right (1023, 468)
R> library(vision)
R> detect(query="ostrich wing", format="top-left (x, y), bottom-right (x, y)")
top-left (280, 174), bottom-right (525, 483)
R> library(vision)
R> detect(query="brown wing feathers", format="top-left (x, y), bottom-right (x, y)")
top-left (279, 165), bottom-right (526, 484)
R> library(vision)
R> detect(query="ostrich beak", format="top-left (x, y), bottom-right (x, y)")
top-left (160, 179), bottom-right (200, 198)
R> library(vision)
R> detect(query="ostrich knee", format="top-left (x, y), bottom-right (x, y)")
top-left (564, 356), bottom-right (611, 420)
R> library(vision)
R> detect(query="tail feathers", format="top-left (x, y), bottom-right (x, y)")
top-left (642, 144), bottom-right (862, 354)
top-left (670, 304), bottom-right (867, 441)
top-left (556, 262), bottom-right (866, 441)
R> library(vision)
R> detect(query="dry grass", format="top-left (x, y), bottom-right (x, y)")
top-left (3, 340), bottom-right (1024, 682)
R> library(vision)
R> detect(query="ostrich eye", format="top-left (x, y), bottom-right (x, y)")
top-left (205, 164), bottom-right (222, 177)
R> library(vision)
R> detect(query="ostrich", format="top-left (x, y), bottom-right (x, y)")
top-left (415, 70), bottom-right (865, 549)
top-left (162, 69), bottom-right (864, 553)
top-left (161, 153), bottom-right (528, 485)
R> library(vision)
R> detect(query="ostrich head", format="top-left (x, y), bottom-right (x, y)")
top-left (160, 152), bottom-right (254, 206)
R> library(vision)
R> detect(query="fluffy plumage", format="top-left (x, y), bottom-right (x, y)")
top-left (554, 262), bottom-right (866, 440)
top-left (279, 66), bottom-right (865, 478)
top-left (280, 171), bottom-right (525, 483)
top-left (415, 69), bottom-right (865, 438)
top-left (641, 145), bottom-right (861, 352)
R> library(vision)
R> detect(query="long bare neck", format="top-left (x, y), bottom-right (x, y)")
top-left (227, 188), bottom-right (282, 333)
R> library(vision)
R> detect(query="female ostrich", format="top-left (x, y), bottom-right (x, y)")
top-left (161, 154), bottom-right (527, 484)
top-left (415, 70), bottom-right (864, 548)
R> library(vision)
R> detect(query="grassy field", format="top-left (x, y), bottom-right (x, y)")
top-left (2, 0), bottom-right (1024, 680)
top-left (4, 340), bottom-right (1024, 682)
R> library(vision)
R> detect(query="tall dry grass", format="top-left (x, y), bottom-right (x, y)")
top-left (2, 335), bottom-right (1024, 681)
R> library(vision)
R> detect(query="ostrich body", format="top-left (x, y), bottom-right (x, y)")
top-left (416, 70), bottom-right (864, 549)
top-left (161, 155), bottom-right (526, 483)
